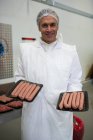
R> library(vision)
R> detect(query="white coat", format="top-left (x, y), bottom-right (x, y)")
top-left (15, 39), bottom-right (82, 140)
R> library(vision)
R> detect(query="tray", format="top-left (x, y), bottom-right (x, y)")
top-left (56, 91), bottom-right (89, 112)
top-left (7, 80), bottom-right (43, 102)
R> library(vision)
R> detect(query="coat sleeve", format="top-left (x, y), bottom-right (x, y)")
top-left (67, 49), bottom-right (82, 91)
top-left (14, 45), bottom-right (26, 82)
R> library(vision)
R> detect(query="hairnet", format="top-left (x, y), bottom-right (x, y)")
top-left (37, 9), bottom-right (59, 26)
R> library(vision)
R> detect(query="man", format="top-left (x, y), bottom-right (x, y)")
top-left (15, 9), bottom-right (83, 140)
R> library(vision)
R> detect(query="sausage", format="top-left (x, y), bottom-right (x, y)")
top-left (27, 85), bottom-right (40, 101)
top-left (71, 92), bottom-right (77, 109)
top-left (19, 84), bottom-right (33, 99)
top-left (75, 92), bottom-right (81, 108)
top-left (79, 92), bottom-right (84, 110)
top-left (63, 93), bottom-right (70, 108)
top-left (67, 93), bottom-right (73, 108)
top-left (59, 92), bottom-right (67, 109)
top-left (24, 84), bottom-right (36, 99)
top-left (18, 82), bottom-right (30, 98)
top-left (15, 82), bottom-right (29, 97)
top-left (11, 81), bottom-right (24, 97)
top-left (13, 82), bottom-right (29, 97)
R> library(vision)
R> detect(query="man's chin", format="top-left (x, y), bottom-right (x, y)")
top-left (42, 37), bottom-right (56, 44)
top-left (46, 40), bottom-right (55, 44)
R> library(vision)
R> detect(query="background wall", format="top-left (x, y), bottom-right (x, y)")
top-left (54, 0), bottom-right (93, 14)
top-left (0, 0), bottom-right (93, 84)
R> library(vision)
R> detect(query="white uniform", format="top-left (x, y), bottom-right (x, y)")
top-left (15, 39), bottom-right (82, 140)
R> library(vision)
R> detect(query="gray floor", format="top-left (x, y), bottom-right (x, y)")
top-left (0, 80), bottom-right (93, 140)
top-left (0, 117), bottom-right (21, 140)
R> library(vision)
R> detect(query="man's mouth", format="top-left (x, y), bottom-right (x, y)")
top-left (45, 33), bottom-right (54, 37)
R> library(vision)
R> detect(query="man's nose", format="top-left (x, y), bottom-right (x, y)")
top-left (47, 25), bottom-right (52, 31)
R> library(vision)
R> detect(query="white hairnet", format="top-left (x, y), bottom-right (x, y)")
top-left (37, 9), bottom-right (59, 26)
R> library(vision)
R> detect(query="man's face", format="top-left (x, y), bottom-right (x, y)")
top-left (39, 16), bottom-right (58, 44)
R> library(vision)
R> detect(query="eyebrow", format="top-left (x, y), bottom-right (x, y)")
top-left (41, 22), bottom-right (57, 27)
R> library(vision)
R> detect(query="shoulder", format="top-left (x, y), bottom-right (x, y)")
top-left (60, 42), bottom-right (78, 56)
top-left (58, 42), bottom-right (78, 59)
top-left (19, 41), bottom-right (40, 57)
top-left (62, 42), bottom-right (76, 52)
top-left (20, 40), bottom-right (39, 51)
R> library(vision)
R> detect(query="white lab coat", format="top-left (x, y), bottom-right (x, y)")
top-left (15, 39), bottom-right (82, 140)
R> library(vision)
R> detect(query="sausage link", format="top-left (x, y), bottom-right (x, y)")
top-left (76, 92), bottom-right (81, 108)
top-left (11, 81), bottom-right (24, 97)
top-left (71, 92), bottom-right (77, 109)
top-left (20, 84), bottom-right (33, 99)
top-left (79, 92), bottom-right (84, 110)
top-left (67, 93), bottom-right (73, 108)
top-left (59, 93), bottom-right (67, 109)
top-left (13, 82), bottom-right (27, 97)
top-left (18, 82), bottom-right (30, 98)
top-left (63, 93), bottom-right (70, 108)
top-left (27, 85), bottom-right (40, 101)
top-left (25, 84), bottom-right (36, 99)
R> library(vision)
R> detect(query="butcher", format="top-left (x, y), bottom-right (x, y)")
top-left (15, 8), bottom-right (84, 140)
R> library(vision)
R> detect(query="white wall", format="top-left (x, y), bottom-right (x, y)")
top-left (55, 0), bottom-right (93, 14)
top-left (0, 0), bottom-right (93, 84)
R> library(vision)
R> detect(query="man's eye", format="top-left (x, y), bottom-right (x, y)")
top-left (50, 23), bottom-right (57, 27)
top-left (42, 24), bottom-right (48, 28)
top-left (41, 23), bottom-right (57, 28)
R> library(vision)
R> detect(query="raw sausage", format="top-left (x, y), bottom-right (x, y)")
top-left (18, 82), bottom-right (30, 98)
top-left (27, 85), bottom-right (40, 101)
top-left (63, 93), bottom-right (70, 108)
top-left (71, 92), bottom-right (77, 109)
top-left (19, 84), bottom-right (33, 99)
top-left (11, 81), bottom-right (24, 97)
top-left (59, 93), bottom-right (67, 109)
top-left (76, 92), bottom-right (81, 108)
top-left (25, 84), bottom-right (37, 99)
top-left (67, 93), bottom-right (73, 108)
top-left (14, 82), bottom-right (28, 97)
top-left (79, 92), bottom-right (84, 110)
